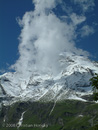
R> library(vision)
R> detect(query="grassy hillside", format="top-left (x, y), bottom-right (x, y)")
top-left (0, 100), bottom-right (98, 130)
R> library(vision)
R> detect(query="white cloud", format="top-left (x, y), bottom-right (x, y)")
top-left (32, 0), bottom-right (57, 14)
top-left (70, 13), bottom-right (86, 25)
top-left (11, 0), bottom-right (95, 77)
top-left (80, 25), bottom-right (94, 37)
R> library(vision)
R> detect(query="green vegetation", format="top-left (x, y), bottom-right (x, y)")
top-left (0, 100), bottom-right (98, 130)
top-left (90, 73), bottom-right (98, 101)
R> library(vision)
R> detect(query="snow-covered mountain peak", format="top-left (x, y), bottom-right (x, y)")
top-left (0, 54), bottom-right (98, 105)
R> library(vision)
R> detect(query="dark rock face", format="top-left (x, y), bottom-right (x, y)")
top-left (0, 84), bottom-right (6, 95)
top-left (81, 95), bottom-right (94, 101)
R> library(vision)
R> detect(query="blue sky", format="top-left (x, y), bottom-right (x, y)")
top-left (0, 0), bottom-right (98, 74)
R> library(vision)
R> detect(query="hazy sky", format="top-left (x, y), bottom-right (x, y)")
top-left (0, 0), bottom-right (98, 75)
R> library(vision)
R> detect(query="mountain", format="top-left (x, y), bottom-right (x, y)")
top-left (0, 53), bottom-right (98, 107)
top-left (0, 53), bottom-right (98, 130)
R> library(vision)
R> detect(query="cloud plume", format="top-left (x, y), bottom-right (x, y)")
top-left (11, 0), bottom-right (95, 77)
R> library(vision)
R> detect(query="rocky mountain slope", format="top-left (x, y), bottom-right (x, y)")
top-left (0, 100), bottom-right (98, 130)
